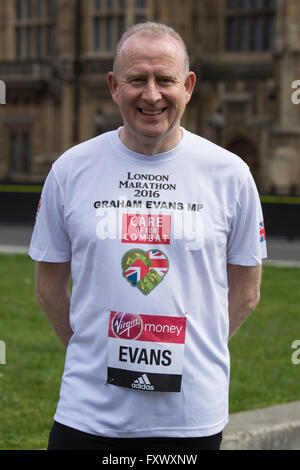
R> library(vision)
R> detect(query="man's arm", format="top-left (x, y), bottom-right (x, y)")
top-left (227, 263), bottom-right (262, 339)
top-left (35, 261), bottom-right (73, 349)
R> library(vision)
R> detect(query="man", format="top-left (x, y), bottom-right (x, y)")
top-left (29, 22), bottom-right (267, 451)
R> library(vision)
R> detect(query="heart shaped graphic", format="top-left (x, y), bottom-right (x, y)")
top-left (121, 249), bottom-right (169, 295)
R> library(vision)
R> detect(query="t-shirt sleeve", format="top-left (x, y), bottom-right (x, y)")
top-left (227, 169), bottom-right (267, 266)
top-left (28, 168), bottom-right (71, 262)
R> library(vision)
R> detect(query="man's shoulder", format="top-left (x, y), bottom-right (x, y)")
top-left (187, 131), bottom-right (249, 174)
top-left (47, 130), bottom-right (116, 186)
top-left (54, 130), bottom-right (114, 167)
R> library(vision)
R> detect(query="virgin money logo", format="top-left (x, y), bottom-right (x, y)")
top-left (112, 312), bottom-right (143, 340)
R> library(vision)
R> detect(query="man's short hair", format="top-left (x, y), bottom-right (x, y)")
top-left (113, 22), bottom-right (190, 78)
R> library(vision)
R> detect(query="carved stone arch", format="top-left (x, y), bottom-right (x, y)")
top-left (225, 137), bottom-right (260, 187)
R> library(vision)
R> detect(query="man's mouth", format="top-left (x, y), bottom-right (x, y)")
top-left (138, 108), bottom-right (167, 116)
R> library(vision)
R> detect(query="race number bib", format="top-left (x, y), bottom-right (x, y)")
top-left (107, 310), bottom-right (187, 392)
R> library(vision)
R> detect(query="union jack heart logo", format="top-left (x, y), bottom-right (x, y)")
top-left (121, 249), bottom-right (169, 295)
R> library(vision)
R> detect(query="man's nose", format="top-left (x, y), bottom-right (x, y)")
top-left (142, 80), bottom-right (161, 103)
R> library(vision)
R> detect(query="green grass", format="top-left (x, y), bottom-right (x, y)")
top-left (0, 254), bottom-right (299, 449)
top-left (229, 264), bottom-right (300, 413)
top-left (0, 254), bottom-right (65, 450)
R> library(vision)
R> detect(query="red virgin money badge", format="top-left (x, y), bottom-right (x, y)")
top-left (111, 311), bottom-right (143, 340)
top-left (107, 310), bottom-right (187, 392)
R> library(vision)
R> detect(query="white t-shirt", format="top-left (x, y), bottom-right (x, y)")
top-left (29, 128), bottom-right (267, 438)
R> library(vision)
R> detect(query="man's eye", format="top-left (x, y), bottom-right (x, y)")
top-left (158, 79), bottom-right (173, 85)
top-left (130, 79), bottom-right (144, 85)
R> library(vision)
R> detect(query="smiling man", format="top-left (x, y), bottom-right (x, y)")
top-left (107, 26), bottom-right (196, 155)
top-left (29, 22), bottom-right (267, 451)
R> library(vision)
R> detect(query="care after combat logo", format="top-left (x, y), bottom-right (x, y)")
top-left (121, 249), bottom-right (169, 295)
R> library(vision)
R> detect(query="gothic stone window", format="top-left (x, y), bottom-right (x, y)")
top-left (226, 0), bottom-right (276, 52)
top-left (15, 0), bottom-right (55, 59)
top-left (10, 130), bottom-right (31, 174)
top-left (94, 0), bottom-right (150, 53)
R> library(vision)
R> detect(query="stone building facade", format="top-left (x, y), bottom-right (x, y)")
top-left (0, 0), bottom-right (299, 195)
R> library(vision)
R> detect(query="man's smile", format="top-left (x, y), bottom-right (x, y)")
top-left (138, 108), bottom-right (167, 116)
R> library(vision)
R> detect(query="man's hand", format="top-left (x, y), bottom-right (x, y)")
top-left (35, 261), bottom-right (73, 348)
top-left (227, 263), bottom-right (262, 339)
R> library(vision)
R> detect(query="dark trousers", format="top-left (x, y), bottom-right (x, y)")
top-left (47, 421), bottom-right (223, 451)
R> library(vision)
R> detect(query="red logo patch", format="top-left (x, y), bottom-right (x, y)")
top-left (122, 214), bottom-right (171, 245)
top-left (35, 196), bottom-right (42, 224)
top-left (111, 312), bottom-right (143, 340)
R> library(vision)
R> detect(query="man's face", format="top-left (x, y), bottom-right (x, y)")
top-left (107, 34), bottom-right (196, 154)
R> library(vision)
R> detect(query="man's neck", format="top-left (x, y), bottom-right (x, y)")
top-left (119, 127), bottom-right (183, 156)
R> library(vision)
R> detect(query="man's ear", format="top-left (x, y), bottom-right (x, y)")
top-left (107, 72), bottom-right (119, 105)
top-left (184, 71), bottom-right (196, 104)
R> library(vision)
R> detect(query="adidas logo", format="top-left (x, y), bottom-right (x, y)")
top-left (131, 373), bottom-right (154, 391)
